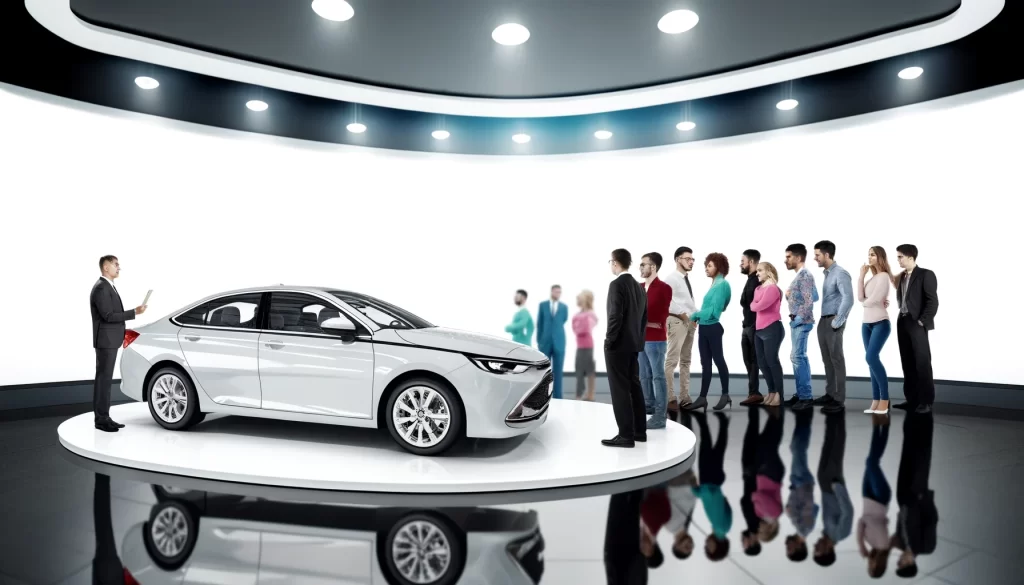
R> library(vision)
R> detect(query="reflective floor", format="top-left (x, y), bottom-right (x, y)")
top-left (1, 399), bottom-right (1022, 585)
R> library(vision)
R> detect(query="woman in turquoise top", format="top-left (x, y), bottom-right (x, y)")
top-left (686, 253), bottom-right (733, 412)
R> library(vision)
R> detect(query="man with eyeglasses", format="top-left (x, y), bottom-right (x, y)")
top-left (663, 247), bottom-right (699, 412)
top-left (639, 253), bottom-right (673, 429)
top-left (893, 244), bottom-right (939, 414)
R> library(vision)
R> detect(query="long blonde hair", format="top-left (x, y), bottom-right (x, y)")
top-left (759, 262), bottom-right (780, 285)
top-left (577, 289), bottom-right (594, 311)
top-left (869, 246), bottom-right (896, 285)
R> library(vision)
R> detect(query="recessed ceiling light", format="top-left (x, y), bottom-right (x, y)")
top-left (898, 66), bottom-right (924, 80)
top-left (311, 0), bottom-right (354, 22)
top-left (776, 98), bottom-right (799, 111)
top-left (431, 130), bottom-right (450, 140)
top-left (676, 120), bottom-right (696, 131)
top-left (134, 76), bottom-right (159, 89)
top-left (594, 130), bottom-right (613, 140)
top-left (347, 122), bottom-right (367, 133)
top-left (512, 133), bottom-right (531, 144)
top-left (492, 23), bottom-right (530, 46)
top-left (246, 100), bottom-right (268, 112)
top-left (658, 10), bottom-right (699, 34)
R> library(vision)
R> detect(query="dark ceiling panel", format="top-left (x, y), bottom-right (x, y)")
top-left (69, 0), bottom-right (960, 98)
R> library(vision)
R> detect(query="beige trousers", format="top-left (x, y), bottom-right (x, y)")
top-left (665, 315), bottom-right (697, 402)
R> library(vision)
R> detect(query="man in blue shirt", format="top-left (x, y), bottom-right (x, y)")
top-left (814, 240), bottom-right (854, 414)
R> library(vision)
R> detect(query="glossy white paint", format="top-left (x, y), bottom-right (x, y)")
top-left (24, 0), bottom-right (1003, 117)
top-left (57, 400), bottom-right (696, 492)
top-left (178, 329), bottom-right (262, 409)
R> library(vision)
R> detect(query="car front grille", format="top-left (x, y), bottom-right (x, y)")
top-left (506, 371), bottom-right (553, 424)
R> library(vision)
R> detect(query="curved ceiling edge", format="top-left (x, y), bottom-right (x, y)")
top-left (25, 0), bottom-right (1003, 118)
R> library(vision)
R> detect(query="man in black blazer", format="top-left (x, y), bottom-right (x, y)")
top-left (602, 248), bottom-right (648, 448)
top-left (893, 244), bottom-right (939, 414)
top-left (91, 255), bottom-right (146, 432)
top-left (892, 411), bottom-right (938, 578)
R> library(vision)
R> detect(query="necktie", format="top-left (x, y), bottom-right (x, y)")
top-left (684, 274), bottom-right (693, 299)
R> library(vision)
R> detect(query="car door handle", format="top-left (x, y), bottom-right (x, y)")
top-left (184, 335), bottom-right (201, 342)
top-left (264, 341), bottom-right (285, 350)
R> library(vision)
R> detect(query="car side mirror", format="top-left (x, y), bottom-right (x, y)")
top-left (321, 316), bottom-right (357, 334)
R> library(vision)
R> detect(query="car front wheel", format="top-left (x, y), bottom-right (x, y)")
top-left (385, 379), bottom-right (462, 456)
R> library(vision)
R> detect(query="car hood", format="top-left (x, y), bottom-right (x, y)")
top-left (395, 327), bottom-right (545, 359)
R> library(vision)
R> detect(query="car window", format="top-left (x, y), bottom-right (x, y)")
top-left (267, 293), bottom-right (357, 335)
top-left (176, 293), bottom-right (262, 329)
top-left (328, 291), bottom-right (433, 329)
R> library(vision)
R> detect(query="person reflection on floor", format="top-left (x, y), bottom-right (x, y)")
top-left (753, 406), bottom-right (785, 549)
top-left (640, 486), bottom-right (669, 568)
top-left (891, 411), bottom-right (938, 578)
top-left (604, 489), bottom-right (647, 585)
top-left (814, 411), bottom-right (854, 567)
top-left (858, 414), bottom-right (893, 578)
top-left (785, 408), bottom-right (818, 562)
top-left (693, 412), bottom-right (732, 561)
top-left (92, 473), bottom-right (124, 585)
top-left (741, 407), bottom-right (764, 556)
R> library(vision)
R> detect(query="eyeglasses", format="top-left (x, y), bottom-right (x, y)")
top-left (639, 263), bottom-right (652, 268)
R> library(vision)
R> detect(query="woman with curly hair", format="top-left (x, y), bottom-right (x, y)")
top-left (685, 252), bottom-right (733, 412)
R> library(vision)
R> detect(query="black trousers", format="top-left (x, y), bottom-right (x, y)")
top-left (604, 489), bottom-right (647, 585)
top-left (897, 315), bottom-right (935, 405)
top-left (698, 323), bottom-right (729, 397)
top-left (817, 411), bottom-right (847, 492)
top-left (740, 325), bottom-right (760, 395)
top-left (606, 349), bottom-right (645, 438)
top-left (92, 474), bottom-right (123, 585)
top-left (93, 348), bottom-right (118, 423)
top-left (695, 412), bottom-right (729, 485)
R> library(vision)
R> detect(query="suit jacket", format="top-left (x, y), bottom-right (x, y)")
top-left (895, 267), bottom-right (938, 330)
top-left (605, 273), bottom-right (647, 353)
top-left (536, 300), bottom-right (568, 353)
top-left (90, 278), bottom-right (135, 349)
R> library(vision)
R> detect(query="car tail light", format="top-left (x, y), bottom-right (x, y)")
top-left (123, 330), bottom-right (140, 349)
top-left (123, 568), bottom-right (140, 585)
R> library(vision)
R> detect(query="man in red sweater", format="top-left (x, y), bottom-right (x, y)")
top-left (640, 253), bottom-right (673, 429)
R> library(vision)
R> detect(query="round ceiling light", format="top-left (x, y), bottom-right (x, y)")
top-left (347, 122), bottom-right (367, 133)
top-left (492, 23), bottom-right (530, 46)
top-left (676, 120), bottom-right (696, 131)
top-left (246, 100), bottom-right (268, 112)
top-left (134, 76), bottom-right (159, 89)
top-left (594, 130), bottom-right (613, 140)
top-left (898, 66), bottom-right (924, 80)
top-left (432, 130), bottom-right (450, 140)
top-left (512, 133), bottom-right (531, 144)
top-left (776, 98), bottom-right (799, 111)
top-left (311, 0), bottom-right (354, 22)
top-left (658, 10), bottom-right (699, 34)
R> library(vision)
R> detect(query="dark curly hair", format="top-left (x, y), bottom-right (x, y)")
top-left (705, 252), bottom-right (730, 277)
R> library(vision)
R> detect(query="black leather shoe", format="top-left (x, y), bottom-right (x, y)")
top-left (812, 395), bottom-right (833, 406)
top-left (634, 434), bottom-right (648, 443)
top-left (783, 395), bottom-right (799, 407)
top-left (892, 402), bottom-right (913, 410)
top-left (914, 404), bottom-right (933, 414)
top-left (601, 435), bottom-right (635, 448)
top-left (821, 403), bottom-right (845, 414)
top-left (109, 419), bottom-right (126, 428)
top-left (94, 422), bottom-right (119, 433)
top-left (791, 399), bottom-right (814, 411)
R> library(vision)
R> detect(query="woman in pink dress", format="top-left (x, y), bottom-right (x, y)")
top-left (573, 290), bottom-right (599, 401)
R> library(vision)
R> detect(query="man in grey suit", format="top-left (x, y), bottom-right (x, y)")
top-left (90, 255), bottom-right (146, 432)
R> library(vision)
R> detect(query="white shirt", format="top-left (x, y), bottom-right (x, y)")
top-left (549, 299), bottom-right (559, 316)
top-left (663, 270), bottom-right (698, 315)
top-left (101, 276), bottom-right (116, 292)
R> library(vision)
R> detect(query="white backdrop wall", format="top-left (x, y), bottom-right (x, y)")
top-left (1, 82), bottom-right (1021, 386)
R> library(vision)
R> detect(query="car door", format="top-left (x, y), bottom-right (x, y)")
top-left (175, 292), bottom-right (264, 409)
top-left (257, 527), bottom-right (373, 585)
top-left (257, 292), bottom-right (374, 418)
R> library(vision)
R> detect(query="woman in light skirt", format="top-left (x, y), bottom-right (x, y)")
top-left (573, 290), bottom-right (599, 401)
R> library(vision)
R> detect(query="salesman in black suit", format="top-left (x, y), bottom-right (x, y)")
top-left (602, 248), bottom-right (648, 448)
top-left (891, 411), bottom-right (938, 578)
top-left (91, 255), bottom-right (146, 432)
top-left (892, 244), bottom-right (939, 414)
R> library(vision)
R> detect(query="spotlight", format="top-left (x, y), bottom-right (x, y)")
top-left (311, 0), bottom-right (354, 22)
top-left (658, 10), bottom-right (699, 34)
top-left (432, 130), bottom-right (450, 140)
top-left (246, 100), bottom-right (269, 111)
top-left (676, 121), bottom-right (696, 131)
top-left (776, 99), bottom-right (798, 111)
top-left (134, 76), bottom-right (159, 90)
top-left (512, 133), bottom-right (531, 144)
top-left (594, 130), bottom-right (613, 140)
top-left (347, 122), bottom-right (367, 133)
top-left (492, 23), bottom-right (530, 46)
top-left (898, 66), bottom-right (924, 80)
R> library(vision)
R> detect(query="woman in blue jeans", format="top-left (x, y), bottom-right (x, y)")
top-left (858, 247), bottom-right (894, 414)
top-left (857, 417), bottom-right (892, 577)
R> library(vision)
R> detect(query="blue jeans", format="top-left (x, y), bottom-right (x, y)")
top-left (789, 322), bottom-right (814, 400)
top-left (639, 341), bottom-right (668, 426)
top-left (861, 320), bottom-right (891, 400)
top-left (541, 347), bottom-right (565, 399)
top-left (862, 424), bottom-right (891, 505)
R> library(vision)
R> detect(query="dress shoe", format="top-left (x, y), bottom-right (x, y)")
top-left (94, 421), bottom-right (119, 433)
top-left (892, 402), bottom-right (913, 410)
top-left (740, 394), bottom-right (764, 406)
top-left (783, 395), bottom-right (799, 407)
top-left (683, 397), bottom-right (708, 412)
top-left (821, 402), bottom-right (845, 414)
top-left (601, 435), bottom-right (635, 448)
top-left (678, 396), bottom-right (693, 407)
top-left (791, 399), bottom-right (814, 411)
top-left (667, 398), bottom-right (679, 412)
top-left (109, 420), bottom-right (125, 428)
top-left (812, 395), bottom-right (833, 406)
top-left (914, 404), bottom-right (933, 414)
top-left (634, 434), bottom-right (648, 443)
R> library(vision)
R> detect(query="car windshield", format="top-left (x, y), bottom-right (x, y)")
top-left (328, 291), bottom-right (433, 330)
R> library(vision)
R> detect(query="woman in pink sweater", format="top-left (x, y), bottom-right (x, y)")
top-left (749, 262), bottom-right (785, 407)
top-left (573, 290), bottom-right (599, 401)
top-left (858, 247), bottom-right (894, 414)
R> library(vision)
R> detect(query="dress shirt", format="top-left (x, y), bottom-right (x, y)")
top-left (786, 268), bottom-right (818, 325)
top-left (858, 273), bottom-right (891, 324)
top-left (821, 482), bottom-right (854, 544)
top-left (820, 262), bottom-right (854, 328)
top-left (739, 273), bottom-right (760, 328)
top-left (663, 270), bottom-right (698, 315)
top-left (101, 276), bottom-right (116, 292)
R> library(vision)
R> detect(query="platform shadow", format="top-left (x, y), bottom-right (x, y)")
top-left (190, 414), bottom-right (529, 459)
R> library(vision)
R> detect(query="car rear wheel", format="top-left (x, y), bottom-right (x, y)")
top-left (385, 379), bottom-right (462, 456)
top-left (148, 368), bottom-right (203, 431)
top-left (143, 500), bottom-right (198, 571)
top-left (380, 512), bottom-right (464, 585)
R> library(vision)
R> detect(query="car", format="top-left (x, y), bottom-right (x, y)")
top-left (119, 286), bottom-right (553, 455)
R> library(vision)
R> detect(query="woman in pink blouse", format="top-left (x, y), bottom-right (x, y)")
top-left (749, 262), bottom-right (785, 407)
top-left (859, 247), bottom-right (894, 414)
top-left (573, 290), bottom-right (599, 401)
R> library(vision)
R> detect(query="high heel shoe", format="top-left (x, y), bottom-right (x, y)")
top-left (712, 395), bottom-right (732, 411)
top-left (684, 397), bottom-right (708, 412)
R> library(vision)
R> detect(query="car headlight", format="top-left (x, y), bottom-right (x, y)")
top-left (469, 357), bottom-right (532, 374)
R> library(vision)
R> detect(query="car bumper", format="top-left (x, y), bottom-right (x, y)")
top-left (447, 363), bottom-right (552, 439)
top-left (119, 347), bottom-right (148, 402)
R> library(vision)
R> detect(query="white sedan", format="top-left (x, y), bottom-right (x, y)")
top-left (119, 286), bottom-right (552, 455)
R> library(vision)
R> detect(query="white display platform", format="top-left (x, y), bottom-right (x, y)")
top-left (58, 400), bottom-right (694, 493)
